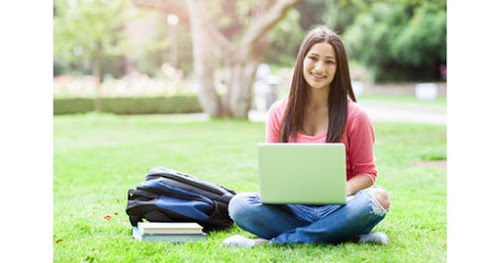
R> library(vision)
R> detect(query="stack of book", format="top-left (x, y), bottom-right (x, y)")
top-left (132, 222), bottom-right (206, 243)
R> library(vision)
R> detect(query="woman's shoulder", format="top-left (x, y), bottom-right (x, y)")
top-left (268, 98), bottom-right (288, 116)
top-left (271, 98), bottom-right (288, 109)
top-left (347, 99), bottom-right (372, 123)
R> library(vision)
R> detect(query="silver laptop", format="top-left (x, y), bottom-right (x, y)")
top-left (258, 143), bottom-right (346, 205)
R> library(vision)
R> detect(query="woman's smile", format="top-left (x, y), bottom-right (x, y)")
top-left (311, 72), bottom-right (327, 81)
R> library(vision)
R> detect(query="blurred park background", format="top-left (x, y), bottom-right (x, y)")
top-left (53, 0), bottom-right (446, 120)
top-left (51, 1), bottom-right (450, 261)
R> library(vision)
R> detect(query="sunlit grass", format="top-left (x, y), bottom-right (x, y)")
top-left (54, 113), bottom-right (446, 262)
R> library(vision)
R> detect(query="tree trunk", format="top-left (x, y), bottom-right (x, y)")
top-left (220, 0), bottom-right (301, 119)
top-left (224, 60), bottom-right (259, 119)
top-left (186, 0), bottom-right (223, 117)
top-left (184, 0), bottom-right (301, 119)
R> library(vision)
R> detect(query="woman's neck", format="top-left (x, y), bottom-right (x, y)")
top-left (306, 87), bottom-right (329, 109)
top-left (301, 87), bottom-right (330, 137)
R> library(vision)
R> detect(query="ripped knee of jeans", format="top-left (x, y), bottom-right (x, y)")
top-left (369, 186), bottom-right (391, 215)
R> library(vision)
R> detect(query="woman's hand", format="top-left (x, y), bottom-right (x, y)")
top-left (346, 173), bottom-right (374, 196)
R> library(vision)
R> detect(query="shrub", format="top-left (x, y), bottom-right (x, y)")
top-left (342, 1), bottom-right (446, 81)
top-left (53, 95), bottom-right (202, 115)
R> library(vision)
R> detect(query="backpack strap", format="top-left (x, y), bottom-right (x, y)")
top-left (126, 189), bottom-right (159, 226)
top-left (220, 192), bottom-right (235, 203)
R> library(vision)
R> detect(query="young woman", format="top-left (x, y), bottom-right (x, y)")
top-left (223, 26), bottom-right (391, 247)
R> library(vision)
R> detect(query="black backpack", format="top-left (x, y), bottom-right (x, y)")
top-left (126, 167), bottom-right (237, 231)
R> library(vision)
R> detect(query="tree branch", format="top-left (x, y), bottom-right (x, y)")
top-left (240, 0), bottom-right (303, 50)
top-left (205, 19), bottom-right (236, 60)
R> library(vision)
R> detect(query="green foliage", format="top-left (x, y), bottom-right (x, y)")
top-left (295, 0), bottom-right (327, 31)
top-left (392, 3), bottom-right (447, 67)
top-left (264, 8), bottom-right (305, 67)
top-left (263, 0), bottom-right (447, 81)
top-left (100, 56), bottom-right (127, 78)
top-left (54, 0), bottom-right (130, 77)
top-left (322, 0), bottom-right (372, 34)
top-left (344, 3), bottom-right (408, 67)
top-left (53, 95), bottom-right (202, 115)
top-left (53, 0), bottom-right (447, 83)
top-left (338, 0), bottom-right (446, 81)
top-left (54, 114), bottom-right (446, 262)
top-left (54, 98), bottom-right (95, 115)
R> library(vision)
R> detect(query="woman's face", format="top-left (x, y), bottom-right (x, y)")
top-left (302, 41), bottom-right (337, 90)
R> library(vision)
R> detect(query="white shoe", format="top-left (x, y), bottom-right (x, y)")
top-left (358, 232), bottom-right (390, 245)
top-left (222, 235), bottom-right (269, 248)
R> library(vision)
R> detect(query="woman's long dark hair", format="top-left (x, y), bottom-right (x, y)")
top-left (279, 26), bottom-right (356, 143)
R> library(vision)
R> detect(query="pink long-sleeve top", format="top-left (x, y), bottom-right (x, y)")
top-left (265, 98), bottom-right (377, 183)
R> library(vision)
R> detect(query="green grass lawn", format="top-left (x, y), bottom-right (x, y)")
top-left (54, 113), bottom-right (446, 262)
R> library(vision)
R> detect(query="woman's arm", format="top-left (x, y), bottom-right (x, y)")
top-left (346, 173), bottom-right (374, 196)
top-left (265, 100), bottom-right (285, 143)
top-left (345, 103), bottom-right (377, 193)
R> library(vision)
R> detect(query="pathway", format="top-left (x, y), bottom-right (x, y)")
top-left (248, 102), bottom-right (446, 124)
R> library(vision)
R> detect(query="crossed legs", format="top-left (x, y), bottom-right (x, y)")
top-left (228, 186), bottom-right (390, 245)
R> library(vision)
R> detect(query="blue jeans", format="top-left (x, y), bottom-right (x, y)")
top-left (228, 186), bottom-right (390, 244)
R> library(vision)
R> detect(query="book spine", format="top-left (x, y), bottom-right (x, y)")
top-left (132, 227), bottom-right (206, 243)
top-left (132, 227), bottom-right (144, 241)
top-left (137, 223), bottom-right (203, 235)
top-left (140, 234), bottom-right (206, 242)
top-left (140, 230), bottom-right (203, 235)
top-left (138, 228), bottom-right (203, 235)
